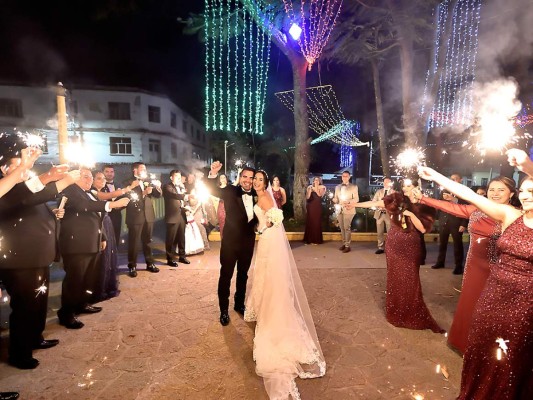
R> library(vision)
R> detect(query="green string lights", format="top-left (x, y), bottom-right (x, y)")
top-left (275, 84), bottom-right (368, 147)
top-left (204, 0), bottom-right (272, 135)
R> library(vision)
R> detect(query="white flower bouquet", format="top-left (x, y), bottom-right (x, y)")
top-left (266, 207), bottom-right (284, 227)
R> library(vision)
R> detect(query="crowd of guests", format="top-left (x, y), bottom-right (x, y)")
top-left (1, 129), bottom-right (531, 399)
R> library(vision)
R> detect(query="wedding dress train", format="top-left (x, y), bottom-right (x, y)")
top-left (245, 204), bottom-right (326, 399)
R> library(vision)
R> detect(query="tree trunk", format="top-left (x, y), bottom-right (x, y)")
top-left (371, 58), bottom-right (390, 177)
top-left (290, 55), bottom-right (310, 222)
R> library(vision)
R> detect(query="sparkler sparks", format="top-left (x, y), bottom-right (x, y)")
top-left (129, 192), bottom-right (139, 202)
top-left (65, 142), bottom-right (95, 168)
top-left (393, 148), bottom-right (426, 174)
top-left (20, 132), bottom-right (45, 149)
top-left (495, 338), bottom-right (509, 355)
top-left (34, 281), bottom-right (48, 298)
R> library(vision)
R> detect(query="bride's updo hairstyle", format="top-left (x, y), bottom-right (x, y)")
top-left (254, 170), bottom-right (270, 191)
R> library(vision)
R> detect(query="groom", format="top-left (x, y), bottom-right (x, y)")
top-left (207, 161), bottom-right (257, 326)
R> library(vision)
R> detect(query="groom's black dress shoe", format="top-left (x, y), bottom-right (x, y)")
top-left (58, 315), bottom-right (84, 329)
top-left (77, 305), bottom-right (102, 314)
top-left (0, 392), bottom-right (19, 400)
top-left (147, 263), bottom-right (160, 273)
top-left (220, 312), bottom-right (230, 326)
top-left (234, 306), bottom-right (245, 316)
top-left (128, 265), bottom-right (138, 277)
top-left (33, 339), bottom-right (59, 349)
top-left (8, 357), bottom-right (39, 370)
top-left (178, 257), bottom-right (191, 264)
top-left (167, 260), bottom-right (178, 267)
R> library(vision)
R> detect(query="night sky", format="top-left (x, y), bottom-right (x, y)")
top-left (0, 0), bottom-right (381, 173)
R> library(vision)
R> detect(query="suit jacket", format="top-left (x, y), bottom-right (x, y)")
top-left (162, 182), bottom-right (186, 223)
top-left (438, 197), bottom-right (468, 230)
top-left (205, 178), bottom-right (257, 243)
top-left (59, 185), bottom-right (108, 255)
top-left (372, 187), bottom-right (395, 219)
top-left (0, 182), bottom-right (60, 269)
top-left (333, 183), bottom-right (359, 215)
top-left (123, 177), bottom-right (161, 225)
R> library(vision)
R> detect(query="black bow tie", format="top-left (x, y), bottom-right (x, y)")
top-left (242, 192), bottom-right (252, 197)
top-left (107, 182), bottom-right (114, 185)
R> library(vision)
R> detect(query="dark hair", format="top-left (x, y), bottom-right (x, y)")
top-left (218, 173), bottom-right (228, 186)
top-left (271, 174), bottom-right (281, 184)
top-left (0, 134), bottom-right (25, 166)
top-left (240, 166), bottom-right (255, 177)
top-left (254, 170), bottom-right (270, 189)
top-left (342, 170), bottom-right (351, 175)
top-left (169, 169), bottom-right (181, 178)
top-left (103, 164), bottom-right (114, 170)
top-left (131, 161), bottom-right (145, 171)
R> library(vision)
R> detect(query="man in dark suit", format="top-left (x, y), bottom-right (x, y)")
top-left (206, 161), bottom-right (257, 326)
top-left (58, 168), bottom-right (129, 329)
top-left (162, 170), bottom-right (190, 267)
top-left (0, 142), bottom-right (77, 369)
top-left (101, 164), bottom-right (123, 244)
top-left (431, 181), bottom-right (467, 274)
top-left (123, 162), bottom-right (162, 277)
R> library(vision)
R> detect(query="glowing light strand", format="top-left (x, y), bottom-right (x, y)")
top-left (282, 0), bottom-right (343, 70)
top-left (204, 0), bottom-right (272, 134)
top-left (423, 0), bottom-right (482, 129)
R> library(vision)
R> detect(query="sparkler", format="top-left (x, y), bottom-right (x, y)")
top-left (20, 132), bottom-right (45, 149)
top-left (129, 192), bottom-right (139, 202)
top-left (65, 142), bottom-right (95, 168)
top-left (393, 148), bottom-right (426, 175)
top-left (194, 181), bottom-right (211, 204)
top-left (34, 281), bottom-right (48, 298)
top-left (495, 337), bottom-right (509, 356)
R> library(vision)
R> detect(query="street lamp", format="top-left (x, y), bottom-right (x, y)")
top-left (224, 140), bottom-right (235, 175)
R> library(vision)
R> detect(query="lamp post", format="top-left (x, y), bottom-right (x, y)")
top-left (224, 140), bottom-right (235, 175)
top-left (56, 82), bottom-right (68, 164)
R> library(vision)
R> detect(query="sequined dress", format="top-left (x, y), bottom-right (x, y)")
top-left (421, 197), bottom-right (501, 354)
top-left (303, 191), bottom-right (323, 244)
top-left (245, 205), bottom-right (326, 399)
top-left (457, 216), bottom-right (533, 399)
top-left (384, 193), bottom-right (444, 333)
top-left (272, 188), bottom-right (283, 210)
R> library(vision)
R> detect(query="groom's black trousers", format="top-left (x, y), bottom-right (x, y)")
top-left (218, 235), bottom-right (255, 312)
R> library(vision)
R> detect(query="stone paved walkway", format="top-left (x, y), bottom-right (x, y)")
top-left (0, 241), bottom-right (465, 399)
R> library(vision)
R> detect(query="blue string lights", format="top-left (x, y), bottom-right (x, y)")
top-left (421, 0), bottom-right (482, 129)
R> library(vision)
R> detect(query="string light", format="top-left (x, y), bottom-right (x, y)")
top-left (282, 0), bottom-right (343, 70)
top-left (422, 0), bottom-right (482, 129)
top-left (204, 0), bottom-right (272, 135)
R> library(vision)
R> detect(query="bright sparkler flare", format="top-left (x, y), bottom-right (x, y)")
top-left (235, 159), bottom-right (244, 168)
top-left (129, 192), bottom-right (140, 202)
top-left (195, 181), bottom-right (211, 204)
top-left (34, 281), bottom-right (48, 298)
top-left (495, 338), bottom-right (509, 355)
top-left (20, 132), bottom-right (45, 148)
top-left (65, 142), bottom-right (95, 168)
top-left (394, 148), bottom-right (426, 173)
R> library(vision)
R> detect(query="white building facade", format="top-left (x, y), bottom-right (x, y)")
top-left (0, 83), bottom-right (209, 172)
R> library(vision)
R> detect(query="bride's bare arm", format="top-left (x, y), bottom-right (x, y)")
top-left (356, 200), bottom-right (385, 208)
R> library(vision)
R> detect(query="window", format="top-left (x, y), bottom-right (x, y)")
top-left (171, 142), bottom-right (178, 158)
top-left (148, 139), bottom-right (161, 163)
top-left (148, 106), bottom-right (161, 123)
top-left (108, 102), bottom-right (131, 120)
top-left (190, 125), bottom-right (194, 137)
top-left (170, 112), bottom-right (177, 128)
top-left (109, 137), bottom-right (132, 155)
top-left (182, 120), bottom-right (187, 132)
top-left (202, 133), bottom-right (206, 142)
top-left (481, 178), bottom-right (488, 187)
top-left (0, 98), bottom-right (23, 118)
top-left (196, 129), bottom-right (200, 140)
top-left (70, 100), bottom-right (78, 115)
top-left (41, 135), bottom-right (49, 154)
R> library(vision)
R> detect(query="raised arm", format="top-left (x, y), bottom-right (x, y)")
top-left (418, 166), bottom-right (520, 227)
top-left (414, 191), bottom-right (476, 219)
top-left (356, 199), bottom-right (385, 209)
top-left (507, 148), bottom-right (533, 178)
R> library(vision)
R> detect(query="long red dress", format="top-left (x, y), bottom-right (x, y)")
top-left (421, 197), bottom-right (501, 354)
top-left (384, 193), bottom-right (444, 333)
top-left (303, 191), bottom-right (323, 244)
top-left (458, 216), bottom-right (533, 399)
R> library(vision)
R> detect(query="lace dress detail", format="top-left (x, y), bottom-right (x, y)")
top-left (245, 205), bottom-right (326, 399)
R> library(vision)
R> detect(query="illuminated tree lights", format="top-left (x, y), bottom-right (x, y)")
top-left (282, 0), bottom-right (343, 70)
top-left (204, 0), bottom-right (272, 135)
top-left (421, 0), bottom-right (482, 129)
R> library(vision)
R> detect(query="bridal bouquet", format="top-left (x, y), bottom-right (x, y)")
top-left (266, 208), bottom-right (284, 227)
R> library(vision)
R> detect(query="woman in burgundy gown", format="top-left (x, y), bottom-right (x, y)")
top-left (357, 179), bottom-right (443, 333)
top-left (413, 176), bottom-right (517, 354)
top-left (303, 176), bottom-right (326, 244)
top-left (271, 175), bottom-right (287, 210)
top-left (419, 165), bottom-right (533, 400)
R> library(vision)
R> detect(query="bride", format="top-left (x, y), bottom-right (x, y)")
top-left (244, 170), bottom-right (326, 399)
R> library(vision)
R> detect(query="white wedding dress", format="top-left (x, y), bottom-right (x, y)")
top-left (244, 204), bottom-right (326, 400)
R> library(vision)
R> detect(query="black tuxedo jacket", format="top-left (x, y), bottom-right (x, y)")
top-left (205, 178), bottom-right (257, 243)
top-left (123, 177), bottom-right (161, 225)
top-left (59, 185), bottom-right (108, 255)
top-left (162, 182), bottom-right (186, 223)
top-left (0, 182), bottom-right (60, 269)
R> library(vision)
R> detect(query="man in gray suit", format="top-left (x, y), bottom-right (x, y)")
top-left (333, 171), bottom-right (359, 253)
top-left (372, 177), bottom-right (394, 254)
